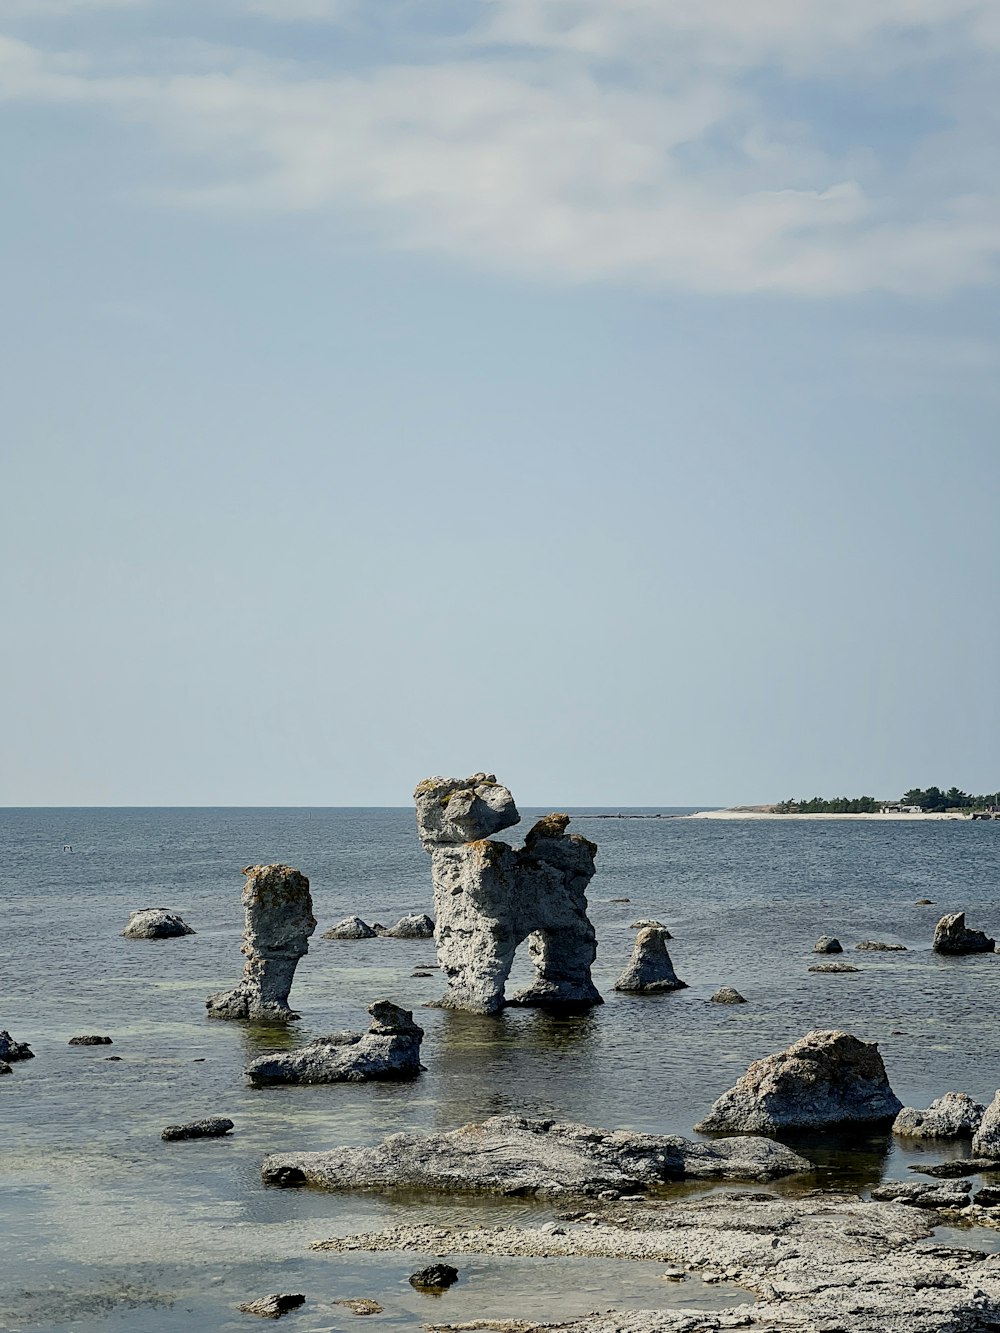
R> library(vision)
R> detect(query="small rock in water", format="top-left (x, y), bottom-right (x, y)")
top-left (614, 927), bottom-right (686, 993)
top-left (322, 916), bottom-right (376, 940)
top-left (915, 898), bottom-right (934, 905)
top-left (871, 1178), bottom-right (973, 1210)
top-left (609, 897), bottom-right (630, 903)
top-left (411, 971), bottom-right (434, 979)
top-left (808, 962), bottom-right (859, 973)
top-left (409, 1263), bottom-right (459, 1291)
top-left (813, 937), bottom-right (843, 954)
top-left (933, 911), bottom-right (996, 955)
top-left (245, 1001), bottom-right (423, 1086)
top-left (122, 909), bottom-right (194, 940)
top-left (69, 1035), bottom-right (113, 1045)
top-left (855, 940), bottom-right (907, 951)
top-left (237, 1293), bottom-right (305, 1319)
top-left (909, 1158), bottom-right (1000, 1178)
top-left (0, 1061), bottom-right (11, 1075)
top-left (710, 987), bottom-right (747, 1004)
top-left (0, 1031), bottom-right (34, 1062)
top-left (384, 913), bottom-right (435, 939)
top-left (161, 1117), bottom-right (234, 1141)
top-left (893, 1092), bottom-right (986, 1140)
top-left (104, 1055), bottom-right (124, 1062)
top-left (334, 1298), bottom-right (383, 1316)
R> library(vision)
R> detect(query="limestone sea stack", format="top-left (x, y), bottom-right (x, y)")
top-left (695, 1030), bottom-right (902, 1134)
top-left (933, 912), bottom-right (995, 955)
top-left (122, 909), bottom-right (194, 940)
top-left (614, 927), bottom-right (686, 993)
top-left (206, 864), bottom-right (316, 1022)
top-left (893, 1093), bottom-right (986, 1140)
top-left (245, 1001), bottom-right (423, 1086)
top-left (414, 774), bottom-right (602, 1014)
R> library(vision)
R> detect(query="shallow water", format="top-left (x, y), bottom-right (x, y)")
top-left (3, 807), bottom-right (1000, 1330)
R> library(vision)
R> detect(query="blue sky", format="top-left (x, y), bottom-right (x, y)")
top-left (2, 0), bottom-right (999, 806)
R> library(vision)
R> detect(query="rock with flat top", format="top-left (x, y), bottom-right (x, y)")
top-left (871, 1178), bottom-right (973, 1210)
top-left (245, 1001), bottom-right (423, 1086)
top-left (261, 1113), bottom-right (810, 1194)
top-left (237, 1293), bottom-right (305, 1319)
top-left (69, 1035), bottom-right (112, 1045)
top-left (122, 908), bottom-right (194, 940)
top-left (893, 1092), bottom-right (986, 1140)
top-left (695, 1029), bottom-right (902, 1134)
top-left (0, 1031), bottom-right (34, 1062)
top-left (206, 864), bottom-right (316, 1022)
top-left (161, 1117), bottom-right (234, 1141)
top-left (385, 913), bottom-right (435, 939)
top-left (322, 916), bottom-right (376, 940)
top-left (856, 940), bottom-right (907, 951)
top-left (933, 911), bottom-right (995, 955)
top-left (614, 927), bottom-right (686, 993)
top-left (809, 961), bottom-right (859, 973)
top-left (813, 936), bottom-right (843, 953)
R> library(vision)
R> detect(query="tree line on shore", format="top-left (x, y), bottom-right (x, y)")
top-left (775, 786), bottom-right (1000, 814)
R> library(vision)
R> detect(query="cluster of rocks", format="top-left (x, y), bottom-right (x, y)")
top-left (323, 913), bottom-right (434, 940)
top-left (246, 1002), bottom-right (423, 1087)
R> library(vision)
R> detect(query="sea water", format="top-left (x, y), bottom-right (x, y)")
top-left (3, 807), bottom-right (1000, 1330)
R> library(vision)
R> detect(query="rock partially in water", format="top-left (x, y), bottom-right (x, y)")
top-left (334, 1298), bottom-right (383, 1315)
top-left (415, 776), bottom-right (602, 1014)
top-left (262, 1113), bottom-right (810, 1194)
top-left (695, 1029), bottom-right (902, 1134)
top-left (613, 928), bottom-right (686, 993)
top-left (122, 909), bottom-right (194, 940)
top-left (69, 1035), bottom-right (112, 1046)
top-left (245, 1001), bottom-right (423, 1086)
top-left (385, 913), bottom-right (435, 939)
top-left (893, 1092), bottom-right (986, 1140)
top-left (808, 961), bottom-right (860, 973)
top-left (629, 919), bottom-right (670, 935)
top-left (813, 936), bottom-right (843, 953)
top-left (871, 1178), bottom-right (973, 1210)
top-left (709, 987), bottom-right (747, 1004)
top-left (322, 916), bottom-right (376, 940)
top-left (933, 911), bottom-right (996, 955)
top-left (161, 1117), bottom-right (234, 1141)
top-left (409, 1264), bottom-right (459, 1291)
top-left (0, 1061), bottom-right (10, 1076)
top-left (0, 1031), bottom-right (34, 1061)
top-left (909, 1158), bottom-right (1000, 1178)
top-left (973, 1091), bottom-right (1000, 1157)
top-left (974, 1187), bottom-right (1000, 1208)
top-left (206, 864), bottom-right (316, 1023)
top-left (915, 898), bottom-right (934, 905)
top-left (237, 1293), bottom-right (305, 1319)
top-left (855, 940), bottom-right (908, 951)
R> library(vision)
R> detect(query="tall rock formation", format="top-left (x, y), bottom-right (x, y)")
top-left (414, 774), bottom-right (602, 1014)
top-left (206, 864), bottom-right (316, 1022)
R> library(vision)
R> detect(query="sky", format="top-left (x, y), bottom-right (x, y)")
top-left (1, 0), bottom-right (999, 807)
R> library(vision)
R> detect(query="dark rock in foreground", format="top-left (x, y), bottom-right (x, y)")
top-left (409, 1264), bottom-right (459, 1291)
top-left (161, 1117), bottom-right (234, 1141)
top-left (893, 1092), bottom-right (986, 1140)
top-left (122, 909), bottom-right (194, 939)
top-left (933, 911), bottom-right (995, 955)
top-left (246, 1001), bottom-right (423, 1087)
top-left (695, 1029), bottom-right (902, 1134)
top-left (262, 1113), bottom-right (810, 1195)
top-left (237, 1293), bottom-right (305, 1319)
top-left (813, 936), bottom-right (843, 953)
top-left (0, 1031), bottom-right (34, 1062)
top-left (614, 927), bottom-right (686, 993)
top-left (69, 1035), bottom-right (113, 1045)
top-left (322, 916), bottom-right (376, 940)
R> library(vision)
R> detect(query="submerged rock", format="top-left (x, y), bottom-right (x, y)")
top-left (69, 1035), bottom-right (112, 1045)
top-left (613, 927), bottom-right (686, 993)
top-left (334, 1298), bottom-right (383, 1315)
top-left (855, 940), bottom-right (908, 951)
top-left (709, 987), bottom-right (747, 1004)
top-left (122, 908), bottom-right (194, 940)
top-left (206, 864), bottom-right (316, 1022)
top-left (409, 1264), bottom-right (459, 1291)
top-left (813, 936), bottom-right (843, 953)
top-left (161, 1117), bottom-right (234, 1141)
top-left (261, 1113), bottom-right (810, 1194)
top-left (893, 1092), bottom-right (986, 1140)
top-left (0, 1031), bottom-right (34, 1062)
top-left (973, 1091), bottom-right (1000, 1157)
top-left (322, 916), bottom-right (376, 940)
top-left (808, 961), bottom-right (860, 973)
top-left (385, 913), bottom-right (435, 939)
top-left (237, 1294), bottom-right (305, 1319)
top-left (245, 1001), bottom-right (423, 1086)
top-left (415, 776), bottom-right (602, 1014)
top-left (933, 911), bottom-right (996, 955)
top-left (695, 1029), bottom-right (902, 1134)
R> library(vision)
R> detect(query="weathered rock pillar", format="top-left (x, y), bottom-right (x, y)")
top-left (206, 864), bottom-right (316, 1022)
top-left (414, 774), bottom-right (602, 1014)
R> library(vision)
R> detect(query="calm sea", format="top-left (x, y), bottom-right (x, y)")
top-left (3, 807), bottom-right (1000, 1330)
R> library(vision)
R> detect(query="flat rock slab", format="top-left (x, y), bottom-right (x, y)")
top-left (237, 1294), bottom-right (305, 1319)
top-left (808, 961), bottom-right (860, 972)
top-left (69, 1035), bottom-right (113, 1045)
top-left (262, 1114), bottom-right (810, 1195)
top-left (316, 1191), bottom-right (1000, 1333)
top-left (161, 1117), bottom-right (234, 1141)
top-left (856, 940), bottom-right (908, 951)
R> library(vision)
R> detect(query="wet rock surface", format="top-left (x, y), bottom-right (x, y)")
top-left (409, 1264), bottom-right (459, 1291)
top-left (0, 1031), bottom-right (34, 1061)
top-left (315, 1190), bottom-right (1000, 1333)
top-left (808, 961), bottom-right (860, 972)
top-left (893, 1092), bottom-right (986, 1139)
top-left (856, 940), bottom-right (908, 951)
top-left (237, 1293), bottom-right (305, 1319)
top-left (262, 1114), bottom-right (810, 1194)
top-left (385, 913), bottom-right (435, 939)
top-left (69, 1035), bottom-right (113, 1046)
top-left (614, 927), bottom-right (686, 993)
top-left (206, 865), bottom-right (316, 1022)
top-left (245, 1001), bottom-right (423, 1086)
top-left (415, 775), bottom-right (602, 1014)
top-left (161, 1117), bottom-right (234, 1141)
top-left (709, 987), bottom-right (747, 1004)
top-left (813, 936), bottom-right (843, 953)
top-left (933, 911), bottom-right (996, 955)
top-left (322, 916), bottom-right (376, 940)
top-left (122, 909), bottom-right (194, 940)
top-left (695, 1029), bottom-right (902, 1133)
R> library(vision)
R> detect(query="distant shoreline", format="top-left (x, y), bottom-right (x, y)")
top-left (687, 808), bottom-right (974, 822)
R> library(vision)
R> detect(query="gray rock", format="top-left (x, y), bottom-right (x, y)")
top-left (813, 936), bottom-right (843, 953)
top-left (915, 898), bottom-right (934, 905)
top-left (416, 777), bottom-right (602, 1014)
top-left (237, 1293), bottom-right (305, 1319)
top-left (871, 1178), bottom-right (973, 1210)
top-left (909, 1158), bottom-right (1000, 1178)
top-left (245, 1001), bottom-right (423, 1086)
top-left (261, 1113), bottom-right (810, 1194)
top-left (385, 913), bottom-right (435, 939)
top-left (973, 1090), bottom-right (1000, 1156)
top-left (161, 1117), bottom-right (234, 1141)
top-left (333, 1298), bottom-right (383, 1315)
top-left (322, 916), bottom-right (376, 940)
top-left (69, 1035), bottom-right (113, 1045)
top-left (709, 987), bottom-right (747, 1004)
top-left (629, 919), bottom-right (669, 934)
top-left (409, 1264), bottom-right (459, 1290)
top-left (809, 961), bottom-right (860, 972)
top-left (0, 1061), bottom-right (11, 1075)
top-left (974, 1186), bottom-right (1000, 1207)
top-left (893, 1092), bottom-right (986, 1139)
top-left (856, 940), bottom-right (908, 951)
top-left (0, 1031), bottom-right (34, 1061)
top-left (695, 1029), bottom-right (902, 1134)
top-left (206, 865), bottom-right (316, 1022)
top-left (122, 908), bottom-right (194, 940)
top-left (613, 927), bottom-right (686, 993)
top-left (933, 911), bottom-right (995, 954)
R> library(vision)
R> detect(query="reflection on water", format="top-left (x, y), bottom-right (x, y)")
top-left (3, 807), bottom-right (1000, 1329)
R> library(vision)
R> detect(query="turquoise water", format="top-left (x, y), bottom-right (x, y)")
top-left (3, 807), bottom-right (1000, 1329)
